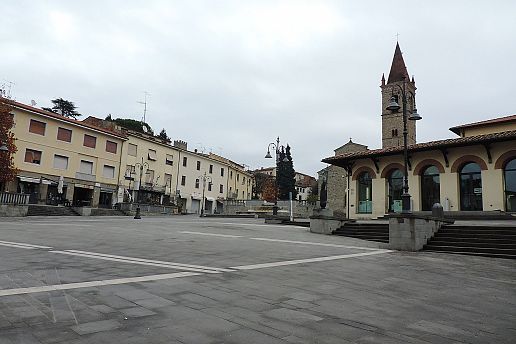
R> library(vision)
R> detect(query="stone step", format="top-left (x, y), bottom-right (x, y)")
top-left (422, 249), bottom-right (516, 260)
top-left (433, 232), bottom-right (516, 239)
top-left (428, 236), bottom-right (516, 244)
top-left (427, 240), bottom-right (516, 249)
top-left (423, 244), bottom-right (516, 255)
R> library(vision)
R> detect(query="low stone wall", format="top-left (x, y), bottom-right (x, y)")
top-left (223, 200), bottom-right (316, 218)
top-left (388, 214), bottom-right (453, 251)
top-left (0, 204), bottom-right (29, 217)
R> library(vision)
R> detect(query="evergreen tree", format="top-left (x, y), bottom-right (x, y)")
top-left (158, 128), bottom-right (171, 143)
top-left (42, 98), bottom-right (81, 119)
top-left (276, 145), bottom-right (297, 200)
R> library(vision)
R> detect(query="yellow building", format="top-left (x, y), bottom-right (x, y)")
top-left (4, 99), bottom-right (126, 207)
top-left (82, 117), bottom-right (254, 214)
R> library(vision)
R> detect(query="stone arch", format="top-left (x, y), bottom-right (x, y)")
top-left (494, 150), bottom-right (516, 170)
top-left (351, 166), bottom-right (377, 181)
top-left (450, 155), bottom-right (488, 173)
top-left (412, 159), bottom-right (445, 176)
top-left (380, 163), bottom-right (405, 178)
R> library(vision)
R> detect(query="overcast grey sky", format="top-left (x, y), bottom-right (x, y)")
top-left (2, 1), bottom-right (516, 176)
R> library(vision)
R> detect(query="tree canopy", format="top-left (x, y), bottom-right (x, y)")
top-left (42, 98), bottom-right (81, 119)
top-left (0, 101), bottom-right (18, 188)
top-left (276, 145), bottom-right (297, 200)
top-left (107, 117), bottom-right (154, 135)
top-left (158, 129), bottom-right (171, 143)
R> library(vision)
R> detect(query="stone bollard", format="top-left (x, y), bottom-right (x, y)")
top-left (134, 205), bottom-right (141, 219)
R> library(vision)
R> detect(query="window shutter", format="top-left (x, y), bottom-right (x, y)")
top-left (57, 127), bottom-right (72, 142)
top-left (29, 120), bottom-right (46, 135)
top-left (106, 141), bottom-right (117, 154)
top-left (83, 135), bottom-right (97, 148)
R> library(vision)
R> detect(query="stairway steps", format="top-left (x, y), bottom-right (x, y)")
top-left (423, 244), bottom-right (516, 255)
top-left (422, 249), bottom-right (516, 260)
top-left (433, 233), bottom-right (516, 240)
top-left (27, 205), bottom-right (79, 216)
top-left (332, 223), bottom-right (389, 243)
top-left (437, 229), bottom-right (516, 235)
top-left (427, 240), bottom-right (516, 249)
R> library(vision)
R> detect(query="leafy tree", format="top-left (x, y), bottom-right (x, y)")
top-left (105, 114), bottom-right (113, 121)
top-left (158, 129), bottom-right (171, 143)
top-left (276, 145), bottom-right (297, 200)
top-left (252, 172), bottom-right (273, 199)
top-left (111, 118), bottom-right (154, 135)
top-left (42, 98), bottom-right (81, 119)
top-left (0, 100), bottom-right (18, 190)
top-left (306, 180), bottom-right (319, 203)
top-left (261, 177), bottom-right (278, 203)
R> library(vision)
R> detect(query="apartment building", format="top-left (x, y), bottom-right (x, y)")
top-left (82, 117), bottom-right (254, 214)
top-left (3, 99), bottom-right (126, 207)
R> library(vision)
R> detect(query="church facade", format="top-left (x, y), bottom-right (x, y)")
top-left (322, 43), bottom-right (516, 219)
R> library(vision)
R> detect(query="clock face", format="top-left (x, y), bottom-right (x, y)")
top-left (142, 126), bottom-right (148, 133)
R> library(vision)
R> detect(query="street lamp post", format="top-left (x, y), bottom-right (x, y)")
top-left (133, 157), bottom-right (149, 219)
top-left (264, 137), bottom-right (289, 216)
top-left (386, 76), bottom-right (422, 213)
top-left (198, 172), bottom-right (212, 217)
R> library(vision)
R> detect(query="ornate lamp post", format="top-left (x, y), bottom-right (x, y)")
top-left (386, 76), bottom-right (422, 213)
top-left (198, 172), bottom-right (212, 217)
top-left (133, 157), bottom-right (149, 219)
top-left (264, 137), bottom-right (289, 215)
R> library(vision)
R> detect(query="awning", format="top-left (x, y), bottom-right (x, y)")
top-left (100, 188), bottom-right (116, 192)
top-left (191, 194), bottom-right (203, 200)
top-left (205, 197), bottom-right (215, 202)
top-left (75, 184), bottom-right (94, 190)
top-left (18, 176), bottom-right (41, 184)
top-left (41, 178), bottom-right (57, 185)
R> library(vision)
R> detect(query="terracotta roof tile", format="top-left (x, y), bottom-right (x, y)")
top-left (387, 42), bottom-right (410, 84)
top-left (449, 114), bottom-right (516, 135)
top-left (323, 130), bottom-right (516, 166)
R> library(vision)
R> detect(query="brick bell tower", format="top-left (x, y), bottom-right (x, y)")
top-left (381, 42), bottom-right (417, 148)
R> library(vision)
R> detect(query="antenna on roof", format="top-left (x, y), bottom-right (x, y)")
top-left (137, 91), bottom-right (150, 123)
top-left (0, 80), bottom-right (15, 99)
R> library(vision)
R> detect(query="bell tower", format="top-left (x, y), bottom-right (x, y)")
top-left (381, 42), bottom-right (417, 148)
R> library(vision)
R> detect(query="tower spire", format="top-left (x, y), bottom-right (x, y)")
top-left (387, 42), bottom-right (410, 84)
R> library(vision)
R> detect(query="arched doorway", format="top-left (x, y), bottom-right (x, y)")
top-left (459, 162), bottom-right (483, 211)
top-left (504, 158), bottom-right (516, 212)
top-left (421, 165), bottom-right (440, 211)
top-left (357, 172), bottom-right (372, 214)
top-left (387, 169), bottom-right (403, 212)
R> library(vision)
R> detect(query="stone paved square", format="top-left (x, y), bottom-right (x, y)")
top-left (0, 216), bottom-right (514, 343)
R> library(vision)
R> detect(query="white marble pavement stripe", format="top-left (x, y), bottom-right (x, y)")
top-left (50, 250), bottom-right (224, 274)
top-left (0, 240), bottom-right (52, 249)
top-left (63, 249), bottom-right (235, 273)
top-left (231, 250), bottom-right (392, 270)
top-left (179, 231), bottom-right (243, 238)
top-left (0, 272), bottom-right (201, 297)
top-left (248, 237), bottom-right (381, 250)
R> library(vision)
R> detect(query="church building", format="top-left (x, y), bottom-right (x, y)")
top-left (322, 43), bottom-right (516, 219)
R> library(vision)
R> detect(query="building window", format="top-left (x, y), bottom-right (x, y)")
top-left (219, 184), bottom-right (223, 193)
top-left (242, 191), bottom-right (244, 198)
top-left (357, 172), bottom-right (372, 214)
top-left (125, 165), bottom-right (135, 180)
top-left (243, 177), bottom-right (245, 185)
top-left (83, 134), bottom-right (97, 148)
top-left (221, 168), bottom-right (224, 177)
top-left (181, 176), bottom-right (186, 186)
top-left (24, 149), bottom-right (42, 164)
top-left (208, 183), bottom-right (212, 191)
top-left (387, 169), bottom-right (404, 213)
top-left (165, 173), bottom-right (172, 188)
top-left (183, 157), bottom-right (187, 167)
top-left (148, 149), bottom-right (157, 161)
top-left (103, 165), bottom-right (115, 179)
top-left (105, 140), bottom-right (117, 154)
top-left (166, 154), bottom-right (173, 166)
top-left (209, 164), bottom-right (213, 174)
top-left (29, 119), bottom-right (46, 136)
top-left (237, 174), bottom-right (240, 182)
top-left (421, 165), bottom-right (440, 211)
top-left (459, 162), bottom-right (483, 211)
top-left (196, 161), bottom-right (201, 170)
top-left (128, 143), bottom-right (137, 157)
top-left (504, 159), bottom-right (516, 212)
top-left (57, 127), bottom-right (72, 142)
top-left (195, 179), bottom-right (200, 188)
top-left (145, 169), bottom-right (154, 185)
top-left (53, 155), bottom-right (68, 170)
top-left (230, 171), bottom-right (233, 179)
top-left (79, 160), bottom-right (94, 175)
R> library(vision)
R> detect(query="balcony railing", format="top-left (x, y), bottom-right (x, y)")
top-left (0, 192), bottom-right (30, 205)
